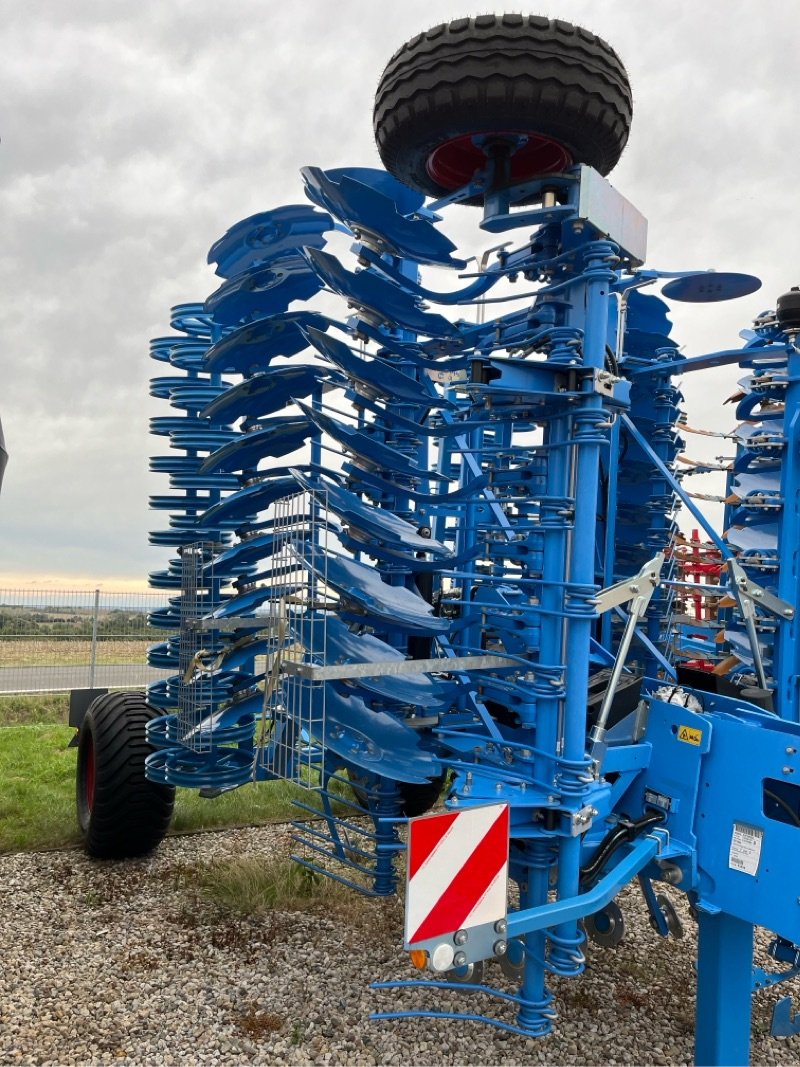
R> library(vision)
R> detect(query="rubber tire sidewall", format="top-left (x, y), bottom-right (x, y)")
top-left (76, 691), bottom-right (175, 859)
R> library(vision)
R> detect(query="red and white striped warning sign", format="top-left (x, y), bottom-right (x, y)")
top-left (405, 802), bottom-right (509, 946)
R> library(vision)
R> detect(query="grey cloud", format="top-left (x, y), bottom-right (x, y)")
top-left (1, 0), bottom-right (797, 582)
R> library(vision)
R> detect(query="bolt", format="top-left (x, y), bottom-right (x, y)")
top-left (453, 951), bottom-right (467, 968)
top-left (494, 919), bottom-right (508, 935)
top-left (783, 766), bottom-right (795, 775)
top-left (454, 929), bottom-right (468, 946)
top-left (494, 939), bottom-right (508, 957)
top-left (787, 748), bottom-right (797, 755)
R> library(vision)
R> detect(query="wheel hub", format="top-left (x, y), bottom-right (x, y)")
top-left (426, 131), bottom-right (572, 191)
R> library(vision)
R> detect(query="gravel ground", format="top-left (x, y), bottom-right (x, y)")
top-left (1, 825), bottom-right (799, 1066)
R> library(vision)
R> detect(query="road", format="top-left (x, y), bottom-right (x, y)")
top-left (0, 664), bottom-right (171, 694)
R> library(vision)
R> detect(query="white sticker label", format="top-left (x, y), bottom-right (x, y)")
top-left (728, 822), bottom-right (764, 876)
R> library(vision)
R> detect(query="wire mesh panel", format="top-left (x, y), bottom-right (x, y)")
top-left (258, 488), bottom-right (332, 787)
top-left (176, 543), bottom-right (220, 752)
top-left (0, 588), bottom-right (168, 693)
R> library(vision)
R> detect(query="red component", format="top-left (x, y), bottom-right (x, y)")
top-left (679, 529), bottom-right (723, 621)
top-left (426, 132), bottom-right (572, 191)
top-left (684, 659), bottom-right (717, 673)
top-left (85, 736), bottom-right (95, 814)
top-left (407, 810), bottom-right (459, 880)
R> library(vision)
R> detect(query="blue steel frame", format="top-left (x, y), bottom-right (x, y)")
top-left (142, 155), bottom-right (800, 1065)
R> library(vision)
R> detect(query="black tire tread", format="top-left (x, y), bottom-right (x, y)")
top-left (77, 691), bottom-right (174, 859)
top-left (379, 15), bottom-right (626, 87)
top-left (374, 14), bottom-right (632, 198)
top-left (398, 776), bottom-right (445, 818)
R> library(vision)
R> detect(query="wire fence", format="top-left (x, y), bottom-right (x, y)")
top-left (0, 589), bottom-right (170, 694)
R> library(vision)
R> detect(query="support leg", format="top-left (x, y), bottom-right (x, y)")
top-left (695, 911), bottom-right (754, 1066)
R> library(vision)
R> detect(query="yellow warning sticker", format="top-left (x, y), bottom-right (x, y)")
top-left (677, 725), bottom-right (702, 746)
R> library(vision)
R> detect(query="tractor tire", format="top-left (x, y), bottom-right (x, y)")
top-left (76, 691), bottom-right (174, 859)
top-left (374, 14), bottom-right (632, 201)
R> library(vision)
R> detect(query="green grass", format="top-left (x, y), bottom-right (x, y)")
top-left (0, 725), bottom-right (83, 852)
top-left (172, 778), bottom-right (315, 834)
top-left (0, 692), bottom-right (69, 726)
top-left (196, 854), bottom-right (350, 917)
top-left (0, 694), bottom-right (335, 853)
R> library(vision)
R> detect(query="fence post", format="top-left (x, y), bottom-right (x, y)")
top-left (89, 588), bottom-right (100, 688)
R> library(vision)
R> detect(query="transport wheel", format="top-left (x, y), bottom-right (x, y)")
top-left (374, 14), bottom-right (632, 201)
top-left (76, 691), bottom-right (174, 859)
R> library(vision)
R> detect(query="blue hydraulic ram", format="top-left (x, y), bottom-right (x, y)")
top-left (74, 15), bottom-right (800, 1065)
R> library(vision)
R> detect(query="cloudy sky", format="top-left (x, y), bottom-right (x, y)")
top-left (1, 0), bottom-right (797, 590)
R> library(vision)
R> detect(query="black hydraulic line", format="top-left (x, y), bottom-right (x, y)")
top-left (579, 810), bottom-right (665, 890)
top-left (764, 787), bottom-right (800, 828)
top-left (605, 343), bottom-right (620, 376)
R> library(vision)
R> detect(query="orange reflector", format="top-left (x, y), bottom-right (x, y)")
top-left (409, 948), bottom-right (428, 970)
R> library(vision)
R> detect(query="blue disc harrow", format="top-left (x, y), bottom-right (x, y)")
top-left (136, 15), bottom-right (800, 1065)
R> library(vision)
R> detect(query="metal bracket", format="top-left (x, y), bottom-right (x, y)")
top-left (283, 652), bottom-right (518, 681)
top-left (772, 997), bottom-right (800, 1038)
top-left (590, 554), bottom-right (665, 748)
top-left (569, 804), bottom-right (599, 837)
top-left (185, 616), bottom-right (283, 634)
top-left (725, 559), bottom-right (793, 690)
top-left (727, 559), bottom-right (794, 620)
top-left (594, 553), bottom-right (665, 615)
top-left (591, 369), bottom-right (620, 399)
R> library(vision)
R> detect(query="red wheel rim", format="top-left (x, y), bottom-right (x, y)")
top-left (85, 737), bottom-right (95, 814)
top-left (427, 132), bottom-right (572, 191)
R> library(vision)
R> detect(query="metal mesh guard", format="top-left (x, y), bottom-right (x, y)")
top-left (258, 489), bottom-right (331, 786)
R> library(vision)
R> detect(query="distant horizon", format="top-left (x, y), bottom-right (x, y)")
top-left (0, 571), bottom-right (153, 594)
